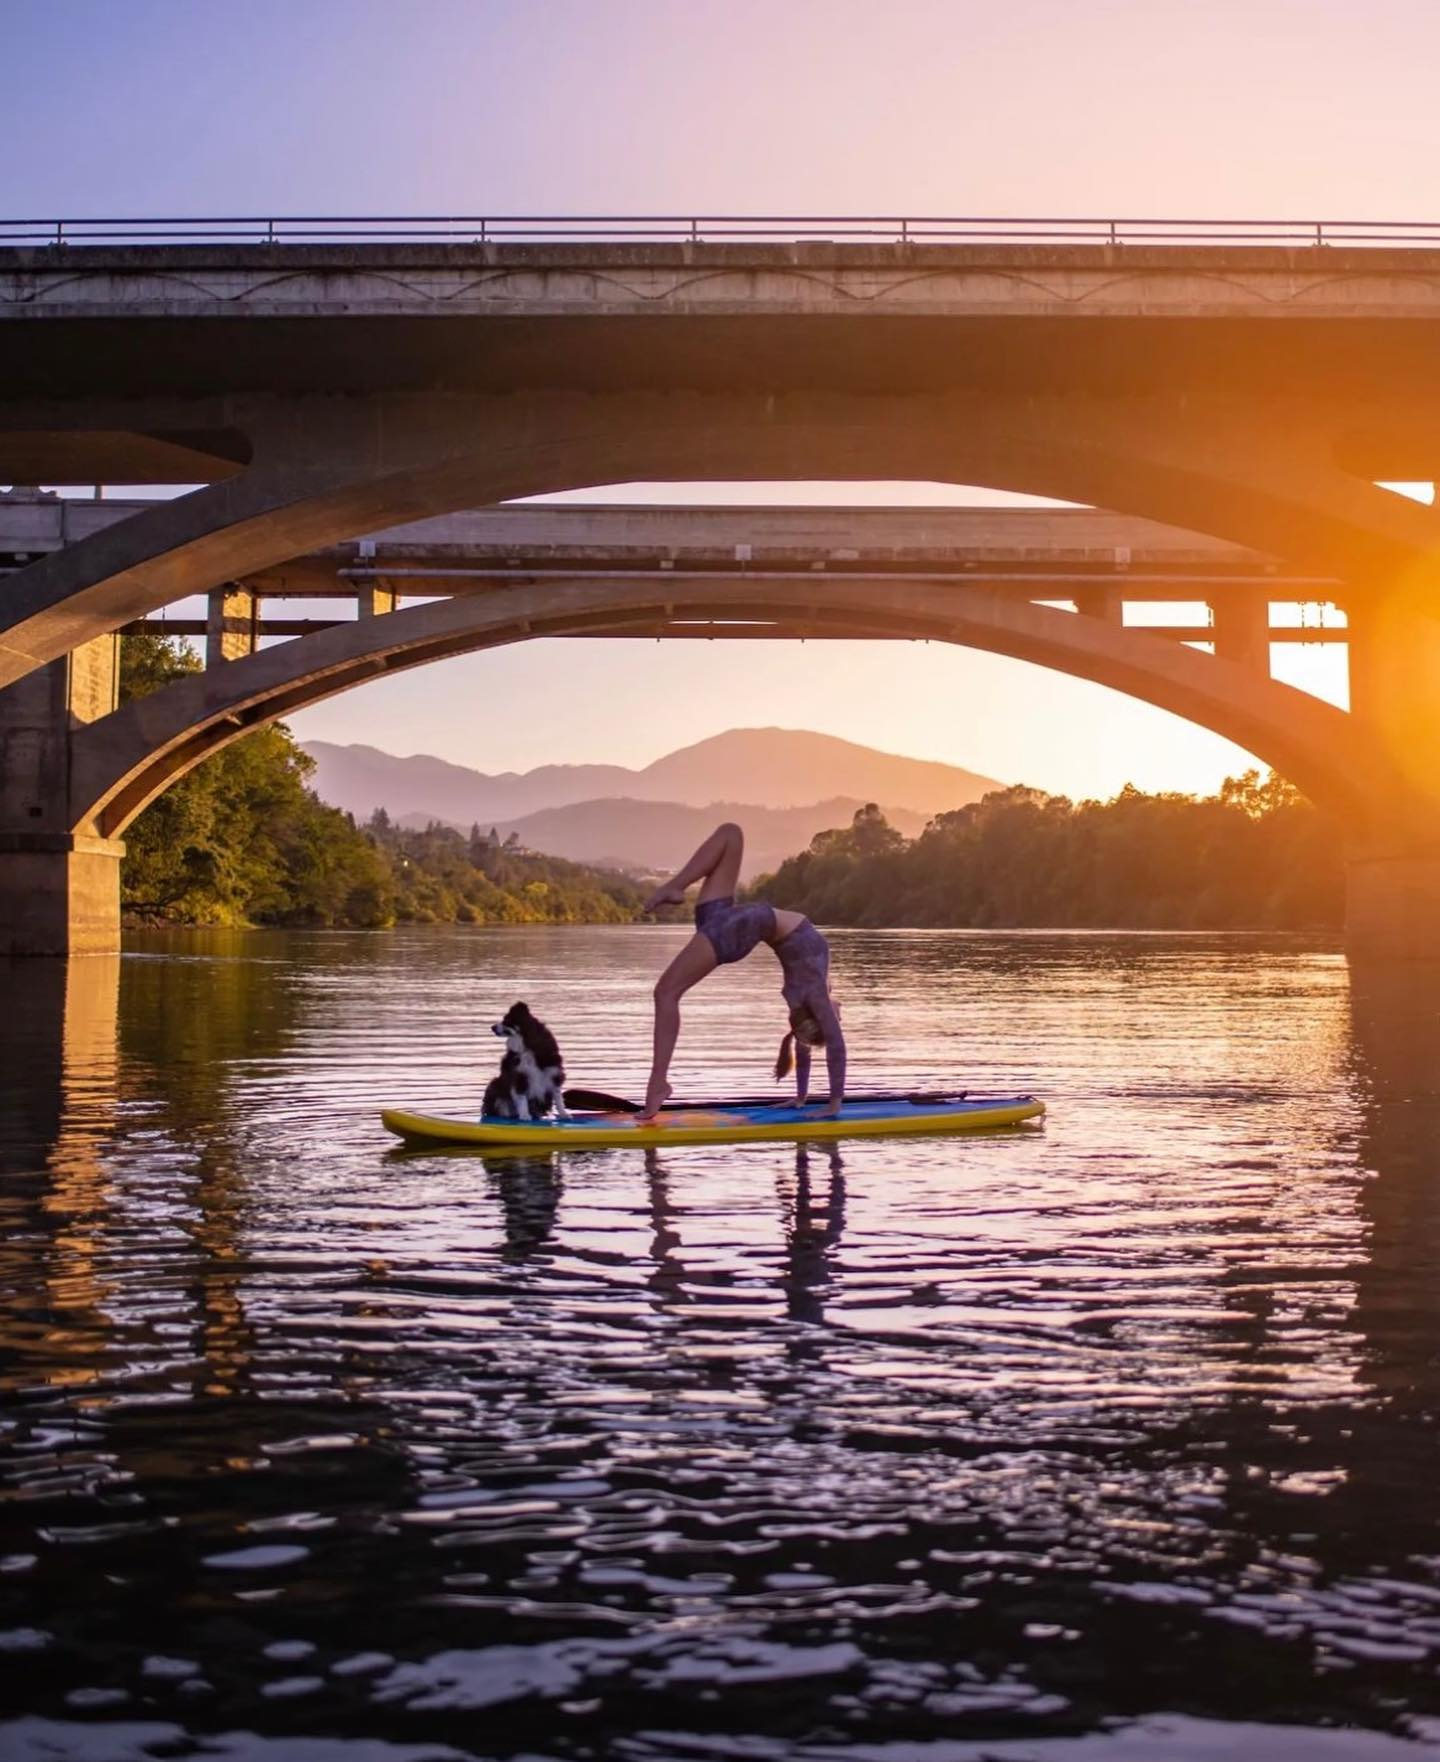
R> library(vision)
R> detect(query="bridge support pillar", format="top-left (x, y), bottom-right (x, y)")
top-left (206, 585), bottom-right (257, 665)
top-left (0, 633), bottom-right (123, 955)
top-left (1344, 589), bottom-right (1440, 957)
top-left (0, 833), bottom-right (125, 957)
top-left (1347, 591), bottom-right (1440, 782)
top-left (1346, 856), bottom-right (1440, 959)
top-left (1211, 597), bottom-right (1270, 673)
top-left (1074, 585), bottom-right (1123, 623)
top-left (357, 584), bottom-right (398, 617)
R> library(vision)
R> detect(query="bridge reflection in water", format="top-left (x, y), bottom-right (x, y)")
top-left (1, 928), bottom-right (1438, 1753)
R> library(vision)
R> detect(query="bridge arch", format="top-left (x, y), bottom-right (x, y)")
top-left (6, 383), bottom-right (1437, 693)
top-left (70, 575), bottom-right (1385, 843)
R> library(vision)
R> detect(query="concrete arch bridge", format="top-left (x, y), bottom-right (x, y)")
top-left (0, 496), bottom-right (1399, 954)
top-left (4, 231), bottom-right (1440, 952)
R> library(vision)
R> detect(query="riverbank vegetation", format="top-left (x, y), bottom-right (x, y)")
top-left (118, 634), bottom-right (644, 928)
top-left (756, 779), bottom-right (1342, 929)
top-left (362, 812), bottom-right (645, 925)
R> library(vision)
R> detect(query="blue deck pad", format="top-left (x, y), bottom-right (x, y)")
top-left (545, 1096), bottom-right (1020, 1130)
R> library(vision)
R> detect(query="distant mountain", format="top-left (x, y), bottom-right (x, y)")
top-left (637, 729), bottom-right (997, 815)
top-left (302, 742), bottom-right (634, 826)
top-left (304, 728), bottom-right (1000, 826)
top-left (397, 796), bottom-right (936, 880)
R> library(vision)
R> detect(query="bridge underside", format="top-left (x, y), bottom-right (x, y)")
top-left (6, 240), bottom-right (1440, 956)
top-left (0, 563), bottom-right (1415, 958)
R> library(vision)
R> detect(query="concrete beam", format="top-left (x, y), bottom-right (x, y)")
top-left (10, 240), bottom-right (1440, 329)
top-left (0, 492), bottom-right (1310, 580)
top-left (117, 612), bottom-right (1350, 643)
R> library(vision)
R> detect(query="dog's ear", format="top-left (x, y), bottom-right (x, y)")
top-left (512, 1001), bottom-right (530, 1019)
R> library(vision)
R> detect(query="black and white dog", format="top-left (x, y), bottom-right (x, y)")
top-left (482, 1001), bottom-right (570, 1121)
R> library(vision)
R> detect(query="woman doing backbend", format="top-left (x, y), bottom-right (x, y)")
top-left (639, 823), bottom-right (846, 1122)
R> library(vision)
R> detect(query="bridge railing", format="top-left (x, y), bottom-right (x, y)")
top-left (7, 215), bottom-right (1440, 248)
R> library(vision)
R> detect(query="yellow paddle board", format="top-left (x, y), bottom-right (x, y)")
top-left (381, 1094), bottom-right (1044, 1149)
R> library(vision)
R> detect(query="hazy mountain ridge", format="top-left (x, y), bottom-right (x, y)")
top-left (305, 728), bottom-right (1000, 824)
top-left (303, 728), bottom-right (1001, 877)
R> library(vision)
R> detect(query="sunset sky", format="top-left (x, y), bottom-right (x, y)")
top-left (6, 0), bottom-right (1434, 796)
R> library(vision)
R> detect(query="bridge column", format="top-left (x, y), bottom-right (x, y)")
top-left (0, 635), bottom-right (125, 956)
top-left (1344, 587), bottom-right (1440, 958)
top-left (1210, 595), bottom-right (1270, 672)
top-left (205, 584), bottom-right (257, 665)
top-left (1073, 585), bottom-right (1123, 623)
top-left (0, 832), bottom-right (125, 957)
top-left (356, 584), bottom-right (398, 617)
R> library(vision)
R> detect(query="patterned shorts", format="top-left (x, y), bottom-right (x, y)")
top-left (694, 897), bottom-right (777, 965)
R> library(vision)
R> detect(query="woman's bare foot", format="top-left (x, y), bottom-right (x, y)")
top-left (637, 1079), bottom-right (672, 1123)
top-left (643, 883), bottom-right (686, 914)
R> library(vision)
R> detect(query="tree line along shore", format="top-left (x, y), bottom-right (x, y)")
top-left (118, 634), bottom-right (645, 929)
top-left (119, 634), bottom-right (1343, 933)
top-left (754, 785), bottom-right (1341, 930)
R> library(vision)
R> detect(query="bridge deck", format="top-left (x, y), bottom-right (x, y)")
top-left (6, 242), bottom-right (1440, 425)
top-left (0, 497), bottom-right (1333, 600)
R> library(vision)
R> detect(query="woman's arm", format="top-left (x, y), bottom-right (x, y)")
top-left (808, 991), bottom-right (847, 1113)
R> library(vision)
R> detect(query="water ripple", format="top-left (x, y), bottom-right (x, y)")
top-left (1, 927), bottom-right (1437, 1756)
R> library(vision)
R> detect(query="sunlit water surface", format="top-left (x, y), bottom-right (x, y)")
top-left (2, 926), bottom-right (1440, 1759)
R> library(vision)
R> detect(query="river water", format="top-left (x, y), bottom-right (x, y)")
top-left (2, 926), bottom-right (1439, 1759)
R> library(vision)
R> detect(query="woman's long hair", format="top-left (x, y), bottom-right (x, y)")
top-left (775, 1004), bottom-right (826, 1081)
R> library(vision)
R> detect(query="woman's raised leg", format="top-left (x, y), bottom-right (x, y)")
top-left (644, 822), bottom-right (745, 913)
top-left (639, 932), bottom-right (718, 1120)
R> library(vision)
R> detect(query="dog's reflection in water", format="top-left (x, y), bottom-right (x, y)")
top-left (476, 1149), bottom-right (566, 1260)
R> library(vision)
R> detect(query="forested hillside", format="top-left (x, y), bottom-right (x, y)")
top-left (756, 778), bottom-right (1343, 930)
top-left (363, 812), bottom-right (644, 924)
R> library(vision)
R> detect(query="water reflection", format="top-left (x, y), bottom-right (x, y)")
top-left (1, 929), bottom-right (1439, 1757)
top-left (778, 1142), bottom-right (847, 1329)
top-left (487, 1152), bottom-right (565, 1261)
top-left (1346, 962), bottom-right (1440, 1530)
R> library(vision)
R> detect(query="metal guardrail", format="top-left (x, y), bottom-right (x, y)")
top-left (5, 215), bottom-right (1440, 248)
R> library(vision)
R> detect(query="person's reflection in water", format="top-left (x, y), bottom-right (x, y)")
top-left (778, 1140), bottom-right (847, 1332)
top-left (483, 1151), bottom-right (564, 1261)
top-left (644, 1148), bottom-right (687, 1309)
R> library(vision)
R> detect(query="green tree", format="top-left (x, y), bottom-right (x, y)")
top-left (118, 633), bottom-right (394, 927)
